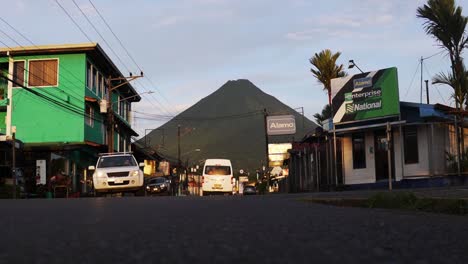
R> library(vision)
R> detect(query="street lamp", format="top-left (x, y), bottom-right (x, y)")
top-left (112, 91), bottom-right (154, 106)
top-left (348, 59), bottom-right (364, 73)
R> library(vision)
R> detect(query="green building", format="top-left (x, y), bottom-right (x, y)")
top-left (0, 43), bottom-right (141, 193)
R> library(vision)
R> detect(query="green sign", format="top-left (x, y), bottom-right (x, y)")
top-left (331, 67), bottom-right (399, 124)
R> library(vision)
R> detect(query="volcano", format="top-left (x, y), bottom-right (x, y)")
top-left (140, 79), bottom-right (317, 174)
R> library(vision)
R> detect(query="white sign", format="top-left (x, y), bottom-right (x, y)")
top-left (239, 176), bottom-right (249, 182)
top-left (36, 160), bottom-right (46, 185)
top-left (267, 115), bottom-right (296, 135)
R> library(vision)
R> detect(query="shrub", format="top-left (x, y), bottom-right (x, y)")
top-left (366, 192), bottom-right (418, 209)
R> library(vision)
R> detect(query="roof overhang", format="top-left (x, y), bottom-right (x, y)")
top-left (0, 43), bottom-right (141, 102)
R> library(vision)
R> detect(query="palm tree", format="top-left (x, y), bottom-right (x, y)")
top-left (417, 0), bottom-right (468, 108)
top-left (418, 0), bottom-right (468, 175)
top-left (313, 104), bottom-right (332, 126)
top-left (309, 49), bottom-right (346, 106)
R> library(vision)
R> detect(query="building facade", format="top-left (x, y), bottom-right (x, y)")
top-left (0, 43), bottom-right (140, 194)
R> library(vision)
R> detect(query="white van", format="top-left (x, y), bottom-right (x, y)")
top-left (202, 159), bottom-right (233, 195)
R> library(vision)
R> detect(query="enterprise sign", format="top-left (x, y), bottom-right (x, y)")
top-left (267, 115), bottom-right (296, 135)
top-left (331, 67), bottom-right (400, 124)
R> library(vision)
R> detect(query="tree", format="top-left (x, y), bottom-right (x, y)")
top-left (313, 104), bottom-right (332, 126)
top-left (417, 0), bottom-right (468, 175)
top-left (417, 0), bottom-right (468, 108)
top-left (309, 49), bottom-right (347, 106)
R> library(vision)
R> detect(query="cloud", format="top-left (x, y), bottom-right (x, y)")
top-left (317, 16), bottom-right (362, 28)
top-left (285, 29), bottom-right (325, 41)
top-left (152, 15), bottom-right (187, 28)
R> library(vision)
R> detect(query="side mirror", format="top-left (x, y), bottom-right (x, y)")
top-left (139, 162), bottom-right (145, 167)
top-left (88, 166), bottom-right (95, 170)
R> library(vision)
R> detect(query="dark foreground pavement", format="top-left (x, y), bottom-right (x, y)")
top-left (1, 195), bottom-right (467, 264)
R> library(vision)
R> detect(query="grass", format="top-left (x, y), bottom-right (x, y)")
top-left (305, 192), bottom-right (468, 215)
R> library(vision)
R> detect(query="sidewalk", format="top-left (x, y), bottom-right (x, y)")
top-left (301, 185), bottom-right (468, 200)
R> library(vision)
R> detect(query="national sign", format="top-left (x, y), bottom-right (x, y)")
top-left (331, 67), bottom-right (400, 124)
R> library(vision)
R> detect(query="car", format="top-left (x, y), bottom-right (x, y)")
top-left (243, 185), bottom-right (257, 195)
top-left (145, 177), bottom-right (171, 196)
top-left (88, 153), bottom-right (145, 196)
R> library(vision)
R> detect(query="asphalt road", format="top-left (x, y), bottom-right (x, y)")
top-left (1, 194), bottom-right (467, 264)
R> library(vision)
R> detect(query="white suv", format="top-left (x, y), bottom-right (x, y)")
top-left (89, 153), bottom-right (144, 196)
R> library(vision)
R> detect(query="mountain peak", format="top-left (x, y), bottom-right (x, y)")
top-left (144, 79), bottom-right (317, 173)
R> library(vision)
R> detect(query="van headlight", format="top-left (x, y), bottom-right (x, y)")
top-left (130, 170), bottom-right (140, 177)
top-left (97, 171), bottom-right (105, 178)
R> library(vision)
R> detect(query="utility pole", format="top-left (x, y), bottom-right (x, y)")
top-left (106, 72), bottom-right (143, 153)
top-left (263, 108), bottom-right (270, 191)
top-left (425, 80), bottom-right (430, 104)
top-left (12, 129), bottom-right (16, 199)
top-left (5, 52), bottom-right (13, 140)
top-left (4, 52), bottom-right (16, 198)
top-left (386, 122), bottom-right (392, 191)
top-left (177, 125), bottom-right (181, 195)
top-left (420, 56), bottom-right (423, 104)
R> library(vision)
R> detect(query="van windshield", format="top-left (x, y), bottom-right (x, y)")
top-left (204, 166), bottom-right (231, 175)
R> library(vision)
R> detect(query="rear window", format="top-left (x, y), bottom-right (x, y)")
top-left (150, 177), bottom-right (167, 184)
top-left (97, 155), bottom-right (137, 168)
top-left (204, 165), bottom-right (231, 175)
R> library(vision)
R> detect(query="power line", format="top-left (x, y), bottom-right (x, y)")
top-left (0, 27), bottom-right (24, 47)
top-left (422, 60), bottom-right (447, 104)
top-left (404, 61), bottom-right (420, 98)
top-left (422, 50), bottom-right (444, 60)
top-left (65, 1), bottom-right (176, 117)
top-left (86, 0), bottom-right (178, 115)
top-left (87, 0), bottom-right (142, 72)
top-left (0, 18), bottom-right (93, 103)
top-left (53, 0), bottom-right (93, 42)
top-left (0, 74), bottom-right (103, 123)
top-left (71, 0), bottom-right (131, 73)
top-left (0, 17), bottom-right (35, 46)
top-left (132, 109), bottom-right (264, 121)
top-left (133, 79), bottom-right (173, 116)
top-left (0, 36), bottom-right (87, 105)
top-left (0, 16), bottom-right (93, 97)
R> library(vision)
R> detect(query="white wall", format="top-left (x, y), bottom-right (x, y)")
top-left (342, 124), bottom-right (449, 185)
top-left (343, 131), bottom-right (376, 185)
top-left (401, 125), bottom-right (430, 177)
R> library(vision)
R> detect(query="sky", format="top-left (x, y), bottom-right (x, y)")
top-left (1, 0), bottom-right (468, 138)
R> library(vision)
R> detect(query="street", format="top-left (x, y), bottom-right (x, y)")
top-left (1, 194), bottom-right (467, 263)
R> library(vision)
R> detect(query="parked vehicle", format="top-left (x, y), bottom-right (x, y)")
top-left (243, 185), bottom-right (257, 195)
top-left (202, 159), bottom-right (233, 196)
top-left (88, 153), bottom-right (144, 196)
top-left (145, 177), bottom-right (171, 196)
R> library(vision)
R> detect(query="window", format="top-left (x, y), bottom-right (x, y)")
top-left (404, 126), bottom-right (419, 164)
top-left (119, 98), bottom-right (125, 117)
top-left (85, 104), bottom-right (94, 127)
top-left (352, 133), bottom-right (366, 169)
top-left (100, 76), bottom-right (105, 98)
top-left (204, 166), bottom-right (231, 175)
top-left (97, 74), bottom-right (102, 97)
top-left (92, 67), bottom-right (97, 92)
top-left (103, 78), bottom-right (108, 98)
top-left (13, 61), bottom-right (25, 87)
top-left (28, 59), bottom-right (58, 86)
top-left (125, 103), bottom-right (131, 120)
top-left (86, 62), bottom-right (92, 89)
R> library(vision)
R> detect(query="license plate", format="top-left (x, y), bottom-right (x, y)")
top-left (213, 184), bottom-right (222, 189)
top-left (114, 179), bottom-right (123, 184)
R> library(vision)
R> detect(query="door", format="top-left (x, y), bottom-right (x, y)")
top-left (374, 130), bottom-right (394, 181)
